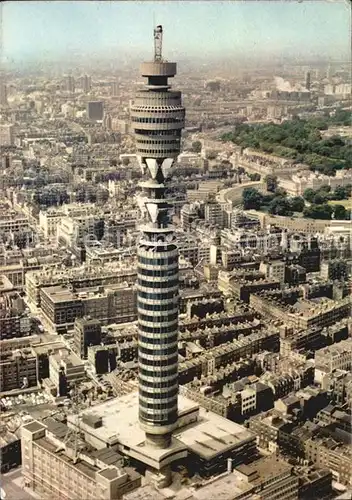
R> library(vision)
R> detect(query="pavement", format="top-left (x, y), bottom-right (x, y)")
top-left (0, 468), bottom-right (38, 500)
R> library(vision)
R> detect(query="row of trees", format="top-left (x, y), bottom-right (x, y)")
top-left (221, 112), bottom-right (351, 176)
top-left (303, 184), bottom-right (351, 205)
top-left (242, 187), bottom-right (350, 220)
top-left (242, 187), bottom-right (304, 215)
top-left (303, 203), bottom-right (350, 221)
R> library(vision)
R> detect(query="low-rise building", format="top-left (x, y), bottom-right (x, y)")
top-left (25, 260), bottom-right (137, 307)
top-left (40, 282), bottom-right (137, 334)
top-left (232, 455), bottom-right (299, 500)
top-left (250, 293), bottom-right (350, 331)
top-left (259, 260), bottom-right (286, 284)
top-left (48, 349), bottom-right (85, 397)
top-left (0, 426), bottom-right (21, 472)
top-left (0, 348), bottom-right (37, 392)
top-left (314, 339), bottom-right (352, 384)
top-left (73, 317), bottom-right (102, 359)
top-left (304, 433), bottom-right (352, 486)
top-left (293, 465), bottom-right (332, 500)
top-left (0, 292), bottom-right (32, 340)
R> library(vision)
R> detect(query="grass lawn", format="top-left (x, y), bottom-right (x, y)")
top-left (328, 198), bottom-right (352, 209)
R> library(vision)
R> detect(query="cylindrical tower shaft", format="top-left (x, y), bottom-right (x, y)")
top-left (131, 26), bottom-right (185, 449)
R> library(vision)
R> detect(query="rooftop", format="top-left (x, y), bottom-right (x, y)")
top-left (74, 391), bottom-right (254, 464)
top-left (191, 473), bottom-right (252, 500)
top-left (23, 420), bottom-right (46, 434)
top-left (235, 455), bottom-right (292, 485)
top-left (123, 485), bottom-right (166, 500)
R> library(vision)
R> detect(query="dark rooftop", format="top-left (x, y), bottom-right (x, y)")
top-left (23, 421), bottom-right (45, 433)
top-left (91, 447), bottom-right (123, 466)
top-left (98, 467), bottom-right (119, 480)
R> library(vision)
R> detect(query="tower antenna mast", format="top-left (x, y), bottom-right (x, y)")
top-left (154, 25), bottom-right (163, 62)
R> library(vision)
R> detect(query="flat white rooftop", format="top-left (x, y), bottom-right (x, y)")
top-left (72, 392), bottom-right (254, 470)
top-left (174, 409), bottom-right (254, 460)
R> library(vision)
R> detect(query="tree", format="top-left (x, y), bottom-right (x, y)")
top-left (268, 197), bottom-right (292, 216)
top-left (249, 173), bottom-right (261, 181)
top-left (262, 193), bottom-right (276, 204)
top-left (290, 196), bottom-right (305, 212)
top-left (312, 192), bottom-right (328, 205)
top-left (191, 141), bottom-right (202, 153)
top-left (122, 157), bottom-right (130, 166)
top-left (318, 185), bottom-right (331, 194)
top-left (220, 115), bottom-right (346, 177)
top-left (332, 185), bottom-right (349, 201)
top-left (303, 204), bottom-right (332, 220)
top-left (333, 204), bottom-right (347, 220)
top-left (265, 174), bottom-right (278, 193)
top-left (303, 188), bottom-right (316, 203)
top-left (242, 188), bottom-right (263, 210)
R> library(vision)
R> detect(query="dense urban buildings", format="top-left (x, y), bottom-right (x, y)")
top-left (1, 3), bottom-right (351, 500)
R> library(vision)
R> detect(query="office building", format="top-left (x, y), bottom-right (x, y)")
top-left (0, 82), bottom-right (8, 106)
top-left (204, 201), bottom-right (223, 227)
top-left (80, 74), bottom-right (91, 93)
top-left (0, 292), bottom-right (31, 340)
top-left (103, 113), bottom-right (112, 130)
top-left (305, 71), bottom-right (311, 91)
top-left (39, 282), bottom-right (137, 334)
top-left (0, 426), bottom-right (21, 473)
top-left (111, 81), bottom-right (119, 97)
top-left (0, 348), bottom-right (37, 392)
top-left (25, 261), bottom-right (137, 308)
top-left (130, 25), bottom-right (185, 449)
top-left (73, 317), bottom-right (102, 359)
top-left (21, 420), bottom-right (141, 500)
top-left (180, 455), bottom-right (299, 500)
top-left (48, 348), bottom-right (85, 397)
top-left (87, 101), bottom-right (104, 121)
top-left (63, 75), bottom-right (75, 93)
top-left (0, 124), bottom-right (14, 146)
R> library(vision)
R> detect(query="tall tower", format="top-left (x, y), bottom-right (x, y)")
top-left (0, 82), bottom-right (8, 107)
top-left (131, 25), bottom-right (185, 449)
top-left (63, 75), bottom-right (75, 93)
top-left (80, 74), bottom-right (91, 93)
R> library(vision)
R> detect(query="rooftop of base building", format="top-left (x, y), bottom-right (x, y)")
top-left (71, 391), bottom-right (254, 469)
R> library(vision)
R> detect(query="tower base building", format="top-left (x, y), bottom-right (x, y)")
top-left (67, 392), bottom-right (257, 484)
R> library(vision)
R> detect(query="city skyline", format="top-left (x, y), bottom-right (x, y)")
top-left (2, 0), bottom-right (351, 65)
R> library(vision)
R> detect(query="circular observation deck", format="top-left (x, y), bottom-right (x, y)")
top-left (140, 62), bottom-right (177, 78)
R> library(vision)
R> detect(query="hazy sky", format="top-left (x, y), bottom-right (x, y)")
top-left (2, 1), bottom-right (350, 63)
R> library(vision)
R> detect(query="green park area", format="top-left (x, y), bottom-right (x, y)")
top-left (328, 198), bottom-right (351, 209)
top-left (221, 109), bottom-right (351, 177)
top-left (242, 180), bottom-right (351, 221)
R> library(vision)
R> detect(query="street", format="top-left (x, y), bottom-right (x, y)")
top-left (0, 468), bottom-right (37, 500)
